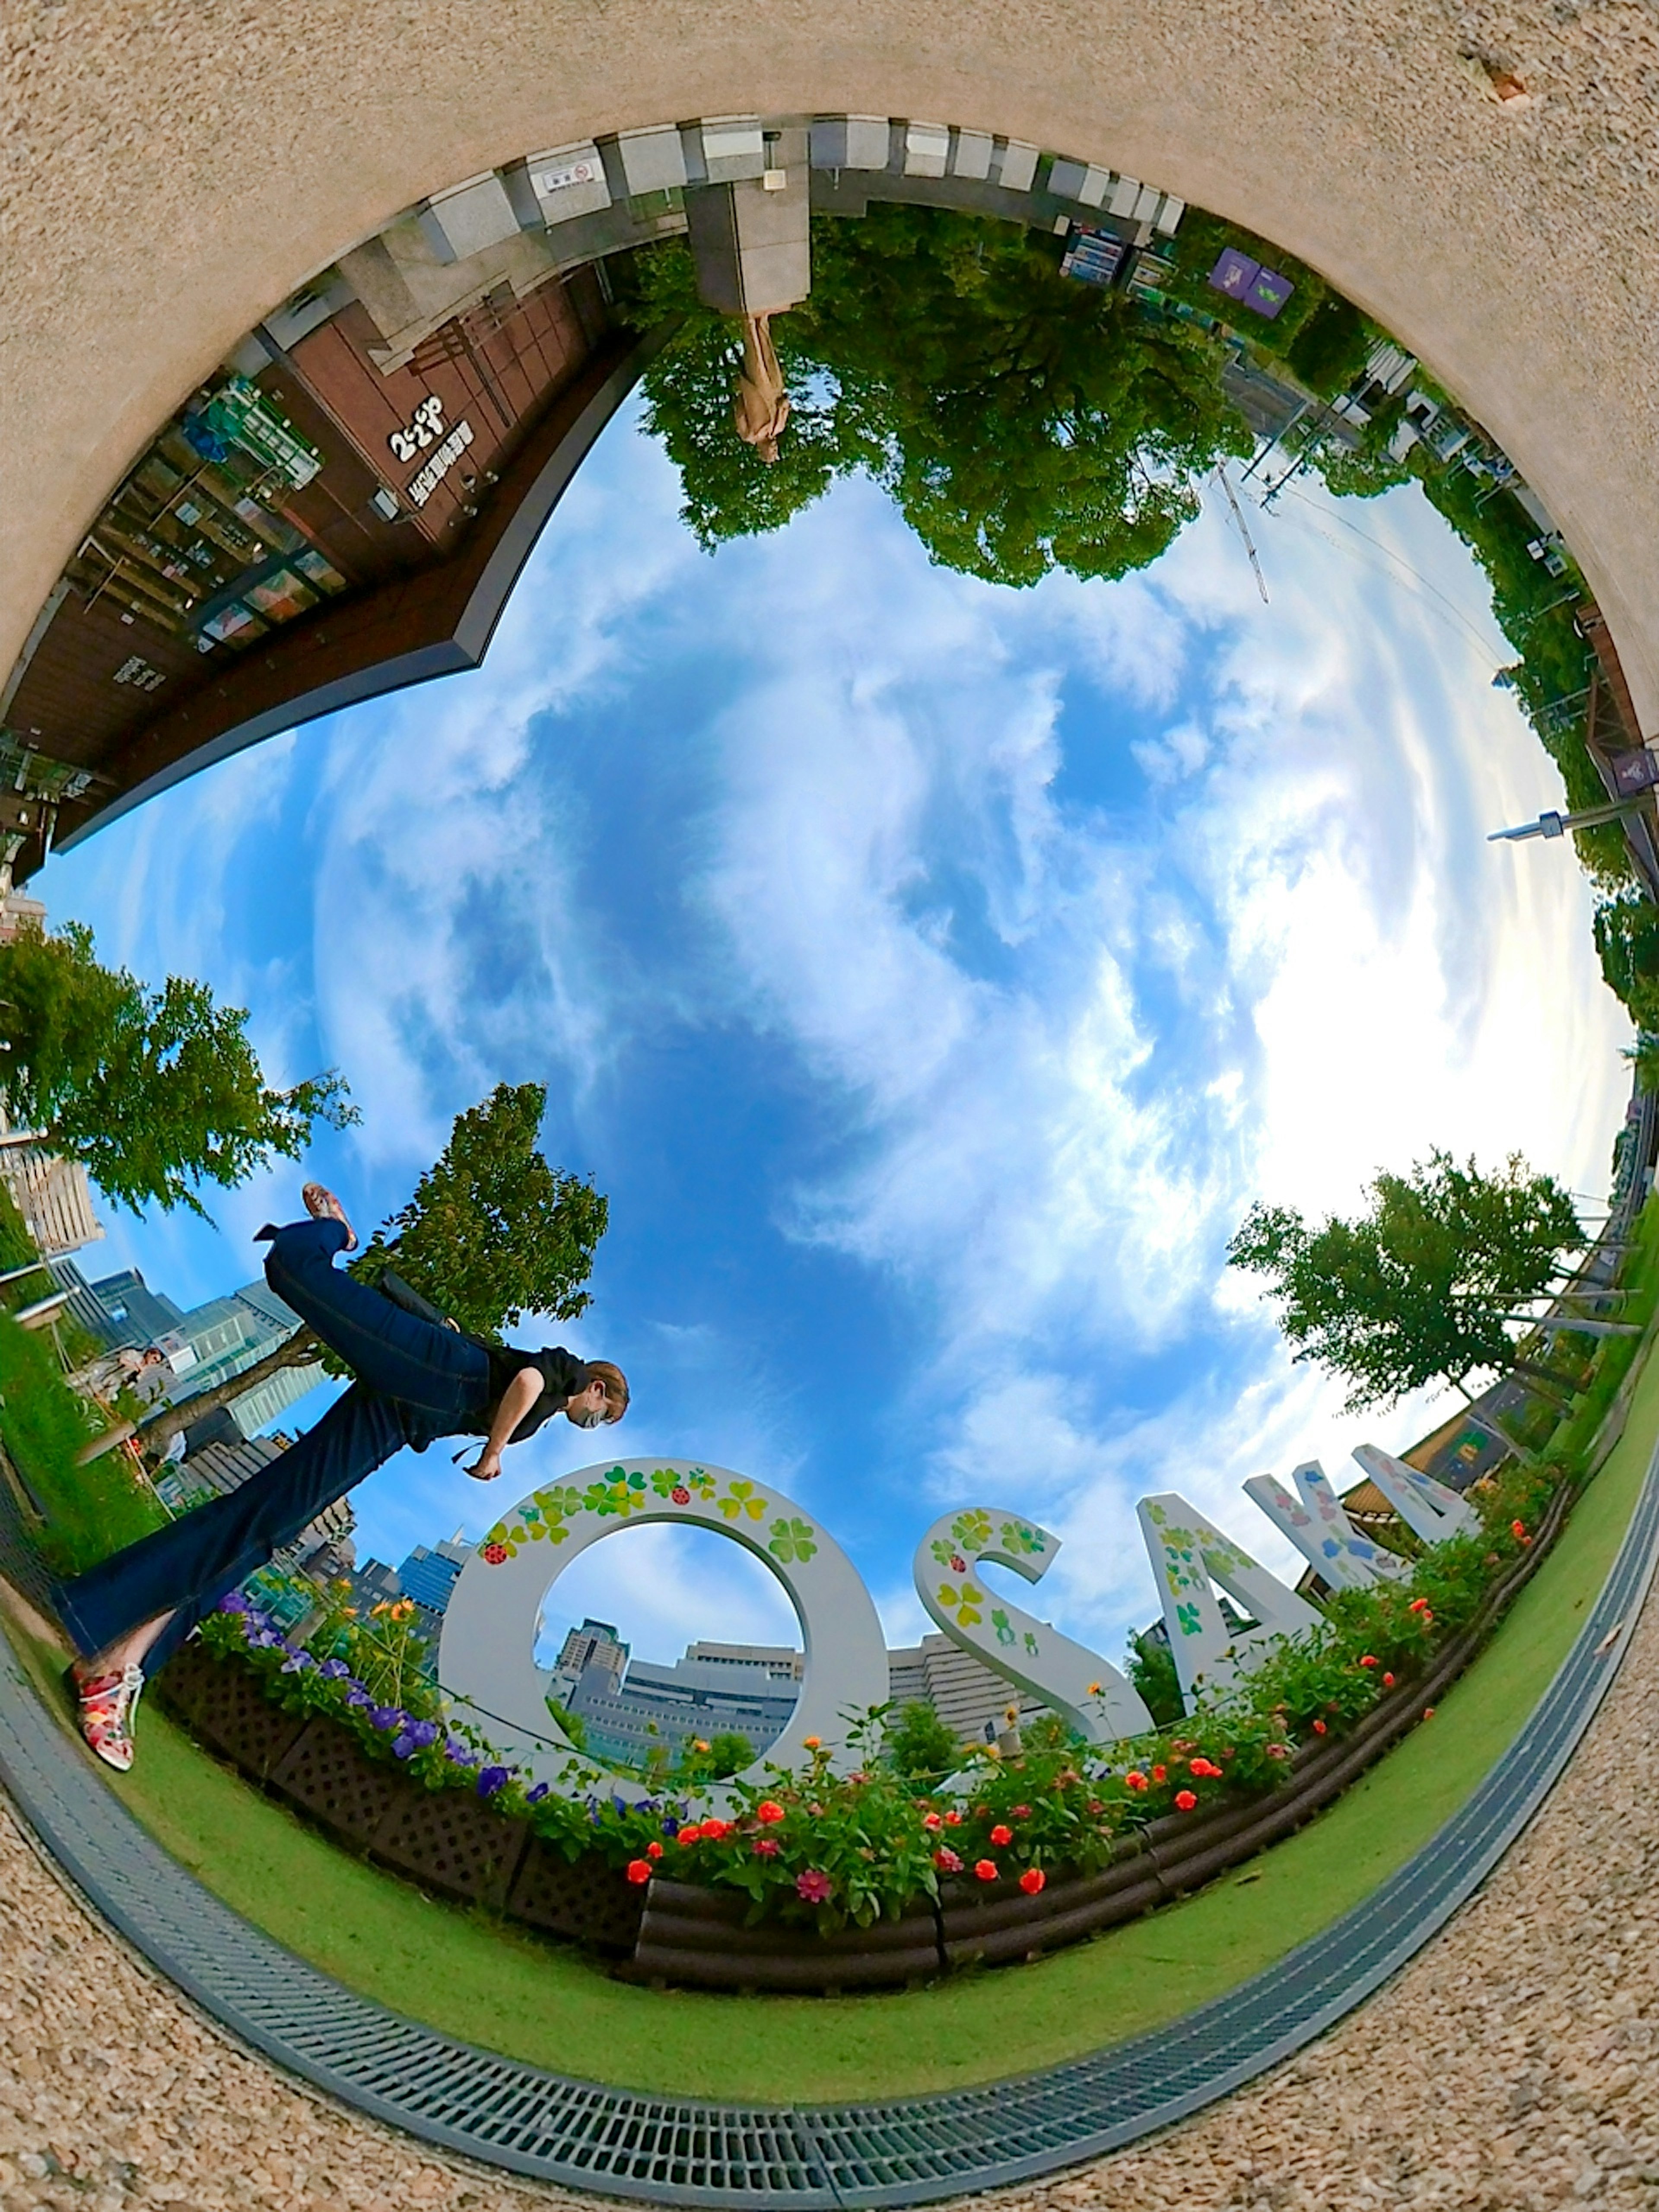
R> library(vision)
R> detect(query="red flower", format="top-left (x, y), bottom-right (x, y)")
top-left (795, 1869), bottom-right (833, 1904)
top-left (1422, 1707), bottom-right (1436, 1720)
top-left (1011, 1804), bottom-right (1031, 1819)
top-left (754, 1838), bottom-right (779, 1858)
top-left (933, 1846), bottom-right (963, 1874)
top-left (1358, 1654), bottom-right (1378, 1669)
top-left (671, 1486), bottom-right (690, 1505)
top-left (700, 1818), bottom-right (732, 1841)
top-left (1019, 1868), bottom-right (1046, 1895)
top-left (677, 1823), bottom-right (703, 1845)
top-left (1174, 1789), bottom-right (1198, 1812)
top-left (944, 1810), bottom-right (963, 1826)
top-left (1188, 1758), bottom-right (1218, 1779)
top-left (1312, 1719), bottom-right (1328, 1736)
top-left (922, 1812), bottom-right (943, 1832)
top-left (989, 1824), bottom-right (1014, 1846)
top-left (1151, 1764), bottom-right (1167, 1785)
top-left (645, 1840), bottom-right (664, 1859)
top-left (481, 1542), bottom-right (509, 1566)
top-left (1124, 1771), bottom-right (1149, 1792)
top-left (974, 1859), bottom-right (999, 1883)
top-left (626, 1859), bottom-right (652, 1885)
top-left (1408, 1597), bottom-right (1429, 1614)
top-left (1382, 1672), bottom-right (1396, 1688)
top-left (1511, 1519), bottom-right (1527, 1539)
top-left (756, 1799), bottom-right (785, 1824)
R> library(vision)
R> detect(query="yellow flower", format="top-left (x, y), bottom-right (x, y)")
top-left (1087, 1681), bottom-right (1103, 1696)
top-left (985, 1744), bottom-right (1002, 1761)
top-left (692, 1739), bottom-right (711, 1754)
top-left (1004, 1704), bottom-right (1020, 1726)
top-left (803, 1735), bottom-right (822, 1751)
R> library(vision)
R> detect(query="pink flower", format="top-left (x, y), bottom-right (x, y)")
top-left (1019, 1867), bottom-right (1046, 1895)
top-left (974, 1859), bottom-right (999, 1883)
top-left (796, 1869), bottom-right (833, 1904)
top-left (754, 1838), bottom-right (779, 1858)
top-left (1011, 1804), bottom-right (1031, 1819)
top-left (933, 1846), bottom-right (963, 1874)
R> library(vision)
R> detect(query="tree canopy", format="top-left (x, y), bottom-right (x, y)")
top-left (0, 919), bottom-right (356, 1217)
top-left (349, 1081), bottom-right (607, 1342)
top-left (626, 204), bottom-right (1253, 587)
top-left (1228, 1149), bottom-right (1584, 1412)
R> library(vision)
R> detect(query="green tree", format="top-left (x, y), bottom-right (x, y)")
top-left (0, 919), bottom-right (356, 1217)
top-left (348, 1081), bottom-right (607, 1342)
top-left (1595, 889), bottom-right (1659, 1025)
top-left (144, 1082), bottom-right (608, 1443)
top-left (1228, 1149), bottom-right (1585, 1413)
top-left (883, 1698), bottom-right (963, 1782)
top-left (626, 205), bottom-right (1252, 586)
top-left (1125, 1628), bottom-right (1184, 1728)
top-left (1284, 296), bottom-right (1373, 398)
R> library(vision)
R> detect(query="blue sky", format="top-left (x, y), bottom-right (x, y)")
top-left (41, 397), bottom-right (1630, 1671)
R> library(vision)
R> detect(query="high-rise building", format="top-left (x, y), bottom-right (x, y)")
top-left (83, 1266), bottom-right (186, 1349)
top-left (223, 1359), bottom-right (325, 1441)
top-left (155, 1279), bottom-right (307, 1410)
top-left (884, 1633), bottom-right (1044, 1744)
top-left (397, 1535), bottom-right (471, 1618)
top-left (562, 1643), bottom-right (803, 1770)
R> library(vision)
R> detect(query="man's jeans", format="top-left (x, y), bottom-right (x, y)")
top-left (53, 1218), bottom-right (490, 1675)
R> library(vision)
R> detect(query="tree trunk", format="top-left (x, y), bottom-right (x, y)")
top-left (139, 1327), bottom-right (321, 1448)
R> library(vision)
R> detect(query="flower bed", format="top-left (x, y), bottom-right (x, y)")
top-left (157, 1453), bottom-right (1570, 1992)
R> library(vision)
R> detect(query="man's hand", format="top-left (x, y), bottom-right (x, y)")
top-left (467, 1450), bottom-right (502, 1483)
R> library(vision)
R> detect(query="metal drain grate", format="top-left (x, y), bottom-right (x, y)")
top-left (2, 1443), bottom-right (1656, 2208)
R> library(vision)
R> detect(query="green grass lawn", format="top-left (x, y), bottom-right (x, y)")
top-left (0, 1312), bottom-right (167, 1577)
top-left (19, 1327), bottom-right (1641, 2107)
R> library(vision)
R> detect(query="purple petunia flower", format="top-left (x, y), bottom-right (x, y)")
top-left (318, 1658), bottom-right (351, 1681)
top-left (370, 1705), bottom-right (404, 1732)
top-left (525, 1781), bottom-right (550, 1805)
top-left (660, 1815), bottom-right (680, 1838)
top-left (477, 1765), bottom-right (509, 1798)
top-left (280, 1649), bottom-right (315, 1674)
top-left (217, 1592), bottom-right (251, 1615)
top-left (443, 1738), bottom-right (478, 1765)
top-left (249, 1628), bottom-right (284, 1649)
top-left (344, 1684), bottom-right (372, 1708)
